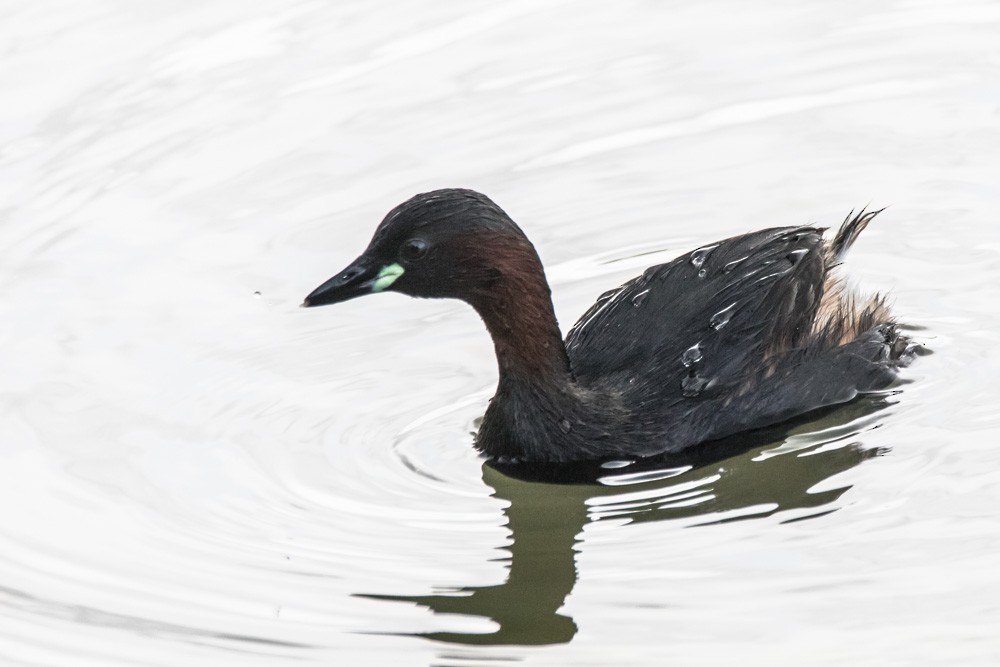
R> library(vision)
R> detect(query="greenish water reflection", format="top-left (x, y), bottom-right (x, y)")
top-left (361, 397), bottom-right (892, 646)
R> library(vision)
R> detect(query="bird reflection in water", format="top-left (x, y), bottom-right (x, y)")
top-left (357, 395), bottom-right (895, 647)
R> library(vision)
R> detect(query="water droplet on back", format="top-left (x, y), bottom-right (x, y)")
top-left (722, 256), bottom-right (748, 273)
top-left (681, 343), bottom-right (703, 367)
top-left (786, 248), bottom-right (809, 266)
top-left (697, 268), bottom-right (707, 278)
top-left (690, 244), bottom-right (719, 268)
top-left (559, 418), bottom-right (572, 433)
top-left (681, 372), bottom-right (709, 397)
top-left (632, 289), bottom-right (650, 307)
top-left (710, 302), bottom-right (737, 330)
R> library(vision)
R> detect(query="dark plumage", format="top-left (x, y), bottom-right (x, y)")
top-left (304, 189), bottom-right (913, 463)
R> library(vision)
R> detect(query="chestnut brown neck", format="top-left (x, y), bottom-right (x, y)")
top-left (463, 233), bottom-right (573, 386)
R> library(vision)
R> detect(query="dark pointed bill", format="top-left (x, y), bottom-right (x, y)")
top-left (301, 258), bottom-right (405, 307)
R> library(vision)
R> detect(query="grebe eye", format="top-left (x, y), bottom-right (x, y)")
top-left (400, 238), bottom-right (429, 261)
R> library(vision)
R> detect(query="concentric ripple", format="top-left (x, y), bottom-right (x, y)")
top-left (3, 1), bottom-right (1000, 665)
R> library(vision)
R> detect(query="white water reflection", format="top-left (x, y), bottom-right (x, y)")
top-left (2, 1), bottom-right (1000, 665)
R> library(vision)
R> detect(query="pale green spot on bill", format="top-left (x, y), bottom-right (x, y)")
top-left (372, 263), bottom-right (405, 292)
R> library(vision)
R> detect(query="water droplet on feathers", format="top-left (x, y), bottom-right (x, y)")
top-left (710, 303), bottom-right (737, 330)
top-left (681, 343), bottom-right (703, 367)
top-left (690, 244), bottom-right (719, 268)
top-left (722, 256), bottom-right (748, 273)
top-left (681, 373), bottom-right (710, 397)
top-left (786, 248), bottom-right (809, 266)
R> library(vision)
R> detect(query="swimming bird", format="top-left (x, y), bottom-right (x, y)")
top-left (303, 189), bottom-right (912, 463)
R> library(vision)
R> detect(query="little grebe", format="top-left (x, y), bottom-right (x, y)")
top-left (303, 189), bottom-right (912, 463)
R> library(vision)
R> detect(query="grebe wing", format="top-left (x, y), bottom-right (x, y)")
top-left (564, 225), bottom-right (828, 398)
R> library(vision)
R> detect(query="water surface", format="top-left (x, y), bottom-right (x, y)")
top-left (2, 1), bottom-right (1000, 665)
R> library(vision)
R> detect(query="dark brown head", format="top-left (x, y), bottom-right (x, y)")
top-left (302, 189), bottom-right (541, 308)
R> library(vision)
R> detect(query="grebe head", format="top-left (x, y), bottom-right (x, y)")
top-left (303, 188), bottom-right (537, 308)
